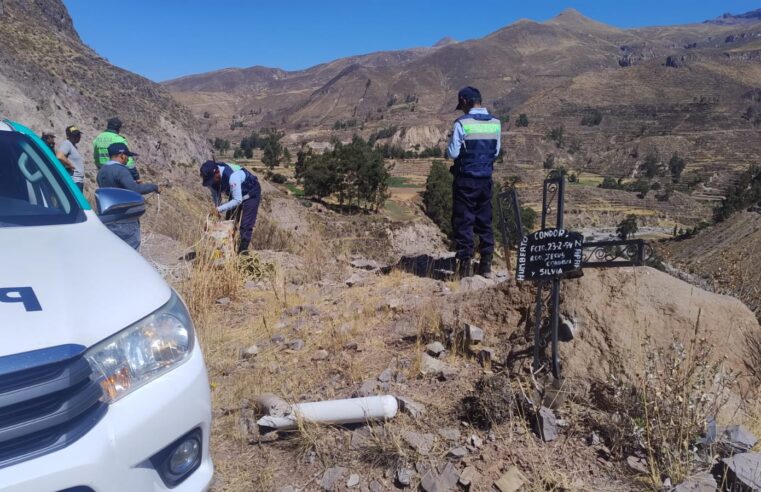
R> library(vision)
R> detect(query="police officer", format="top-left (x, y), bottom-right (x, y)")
top-left (447, 86), bottom-right (501, 277)
top-left (200, 160), bottom-right (262, 254)
top-left (93, 117), bottom-right (140, 181)
top-left (96, 143), bottom-right (160, 251)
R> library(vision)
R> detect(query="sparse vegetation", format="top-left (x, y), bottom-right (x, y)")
top-left (516, 113), bottom-right (529, 127)
top-left (423, 160), bottom-right (453, 237)
top-left (580, 109), bottom-right (603, 126)
top-left (546, 126), bottom-right (565, 148)
top-left (301, 135), bottom-right (389, 211)
top-left (668, 153), bottom-right (686, 183)
top-left (616, 215), bottom-right (638, 239)
top-left (714, 165), bottom-right (761, 221)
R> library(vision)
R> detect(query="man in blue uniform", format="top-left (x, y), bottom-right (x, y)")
top-left (447, 87), bottom-right (501, 277)
top-left (200, 160), bottom-right (261, 254)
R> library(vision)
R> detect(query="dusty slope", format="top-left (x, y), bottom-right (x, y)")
top-left (663, 211), bottom-right (761, 319)
top-left (0, 0), bottom-right (210, 187)
top-left (174, 248), bottom-right (760, 491)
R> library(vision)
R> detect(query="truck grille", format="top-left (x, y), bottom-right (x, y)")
top-left (0, 345), bottom-right (107, 468)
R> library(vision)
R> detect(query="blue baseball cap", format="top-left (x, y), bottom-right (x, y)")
top-left (200, 160), bottom-right (219, 187)
top-left (107, 142), bottom-right (138, 157)
top-left (456, 86), bottom-right (482, 110)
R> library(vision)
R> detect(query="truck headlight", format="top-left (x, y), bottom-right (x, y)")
top-left (84, 291), bottom-right (195, 403)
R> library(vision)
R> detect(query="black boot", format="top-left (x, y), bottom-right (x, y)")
top-left (477, 254), bottom-right (492, 277)
top-left (456, 258), bottom-right (473, 278)
top-left (237, 238), bottom-right (250, 255)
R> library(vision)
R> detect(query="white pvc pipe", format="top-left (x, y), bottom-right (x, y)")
top-left (256, 395), bottom-right (398, 430)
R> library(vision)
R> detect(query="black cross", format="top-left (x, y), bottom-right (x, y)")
top-left (497, 171), bottom-right (652, 380)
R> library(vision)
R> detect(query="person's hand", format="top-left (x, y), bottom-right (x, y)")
top-left (209, 206), bottom-right (221, 218)
top-left (154, 185), bottom-right (161, 194)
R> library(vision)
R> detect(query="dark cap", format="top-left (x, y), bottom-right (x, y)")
top-left (107, 142), bottom-right (138, 157)
top-left (65, 125), bottom-right (81, 137)
top-left (200, 160), bottom-right (219, 187)
top-left (41, 132), bottom-right (55, 141)
top-left (456, 86), bottom-right (482, 110)
top-left (107, 117), bottom-right (122, 132)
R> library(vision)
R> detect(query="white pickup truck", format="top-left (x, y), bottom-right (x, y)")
top-left (0, 119), bottom-right (214, 491)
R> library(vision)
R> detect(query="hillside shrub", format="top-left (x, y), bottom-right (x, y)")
top-left (616, 215), bottom-right (638, 239)
top-left (423, 160), bottom-right (453, 237)
top-left (546, 126), bottom-right (565, 148)
top-left (714, 165), bottom-right (761, 221)
top-left (668, 153), bottom-right (686, 183)
top-left (516, 114), bottom-right (529, 127)
top-left (580, 109), bottom-right (603, 126)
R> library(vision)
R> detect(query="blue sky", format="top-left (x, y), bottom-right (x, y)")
top-left (63, 0), bottom-right (761, 82)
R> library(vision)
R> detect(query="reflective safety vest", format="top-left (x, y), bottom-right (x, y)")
top-left (452, 113), bottom-right (501, 178)
top-left (220, 162), bottom-right (260, 198)
top-left (92, 130), bottom-right (135, 169)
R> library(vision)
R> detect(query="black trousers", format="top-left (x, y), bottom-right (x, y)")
top-left (226, 194), bottom-right (261, 253)
top-left (452, 176), bottom-right (494, 260)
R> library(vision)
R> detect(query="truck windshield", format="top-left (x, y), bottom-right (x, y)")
top-left (0, 131), bottom-right (84, 227)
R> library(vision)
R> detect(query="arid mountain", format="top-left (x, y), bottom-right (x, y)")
top-left (165, 8), bottom-right (761, 208)
top-left (0, 0), bottom-right (209, 184)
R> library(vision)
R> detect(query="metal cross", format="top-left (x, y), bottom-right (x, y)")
top-left (497, 171), bottom-right (652, 380)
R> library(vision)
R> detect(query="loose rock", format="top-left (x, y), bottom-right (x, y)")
top-left (311, 349), bottom-right (329, 361)
top-left (287, 339), bottom-right (305, 351)
top-left (345, 272), bottom-right (367, 287)
top-left (465, 324), bottom-right (484, 343)
top-left (216, 297), bottom-right (231, 305)
top-left (626, 456), bottom-right (648, 474)
top-left (402, 430), bottom-right (435, 455)
top-left (346, 473), bottom-right (360, 488)
top-left (494, 467), bottom-right (526, 492)
top-left (241, 344), bottom-right (259, 360)
top-left (378, 368), bottom-right (394, 383)
top-left (396, 396), bottom-right (426, 419)
top-left (719, 425), bottom-right (758, 453)
top-left (673, 471), bottom-right (719, 491)
top-left (723, 452), bottom-right (761, 490)
top-left (426, 341), bottom-right (446, 357)
top-left (421, 462), bottom-right (459, 492)
top-left (420, 353), bottom-right (445, 375)
top-left (437, 427), bottom-right (461, 442)
top-left (396, 467), bottom-right (413, 487)
top-left (368, 480), bottom-right (384, 492)
top-left (459, 466), bottom-right (476, 487)
top-left (355, 380), bottom-right (378, 397)
top-left (536, 407), bottom-right (558, 442)
top-left (447, 446), bottom-right (468, 459)
top-left (459, 275), bottom-right (494, 292)
top-left (320, 466), bottom-right (347, 491)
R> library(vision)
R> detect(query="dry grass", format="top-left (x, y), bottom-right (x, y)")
top-left (586, 311), bottom-right (736, 488)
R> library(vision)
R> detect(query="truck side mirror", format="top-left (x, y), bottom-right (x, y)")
top-left (95, 188), bottom-right (146, 224)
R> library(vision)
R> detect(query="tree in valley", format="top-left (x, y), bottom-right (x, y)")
top-left (423, 160), bottom-right (454, 236)
top-left (616, 215), bottom-right (639, 240)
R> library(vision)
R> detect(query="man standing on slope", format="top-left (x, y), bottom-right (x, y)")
top-left (447, 86), bottom-right (501, 278)
top-left (93, 117), bottom-right (140, 181)
top-left (56, 125), bottom-right (85, 191)
top-left (97, 143), bottom-right (160, 250)
top-left (200, 160), bottom-right (262, 255)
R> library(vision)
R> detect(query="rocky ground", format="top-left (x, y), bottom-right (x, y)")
top-left (140, 180), bottom-right (761, 492)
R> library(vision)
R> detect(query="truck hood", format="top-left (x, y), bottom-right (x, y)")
top-left (0, 212), bottom-right (171, 356)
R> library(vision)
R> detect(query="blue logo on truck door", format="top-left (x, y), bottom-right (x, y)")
top-left (0, 287), bottom-right (42, 312)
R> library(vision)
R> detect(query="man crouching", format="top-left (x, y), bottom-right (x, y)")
top-left (200, 160), bottom-right (262, 254)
